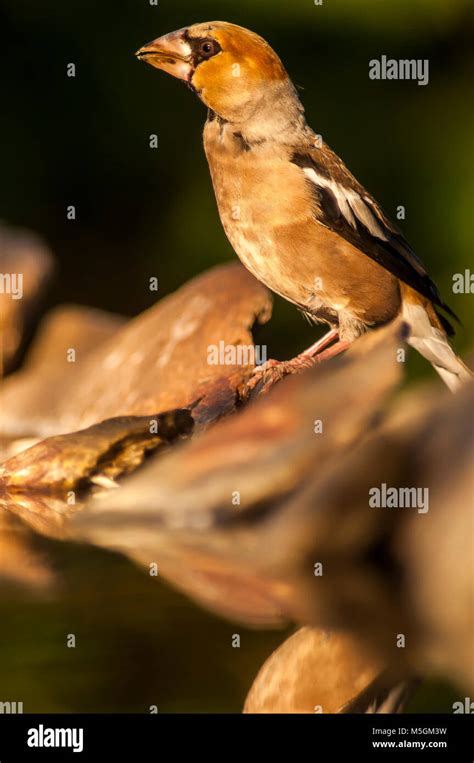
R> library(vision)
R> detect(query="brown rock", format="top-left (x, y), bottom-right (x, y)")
top-left (0, 304), bottom-right (125, 437)
top-left (0, 263), bottom-right (272, 437)
top-left (0, 408), bottom-right (194, 492)
top-left (70, 322), bottom-right (404, 625)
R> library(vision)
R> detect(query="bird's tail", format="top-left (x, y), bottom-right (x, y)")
top-left (401, 285), bottom-right (472, 393)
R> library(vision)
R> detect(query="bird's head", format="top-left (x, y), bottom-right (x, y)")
top-left (135, 21), bottom-right (296, 125)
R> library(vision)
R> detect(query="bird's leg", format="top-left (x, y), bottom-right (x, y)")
top-left (312, 338), bottom-right (351, 363)
top-left (256, 328), bottom-right (339, 376)
top-left (257, 328), bottom-right (339, 376)
top-left (299, 328), bottom-right (339, 358)
top-left (243, 329), bottom-right (347, 398)
top-left (257, 328), bottom-right (340, 376)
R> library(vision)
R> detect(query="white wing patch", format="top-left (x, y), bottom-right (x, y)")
top-left (302, 167), bottom-right (389, 241)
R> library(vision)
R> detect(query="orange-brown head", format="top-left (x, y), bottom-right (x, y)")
top-left (135, 21), bottom-right (293, 123)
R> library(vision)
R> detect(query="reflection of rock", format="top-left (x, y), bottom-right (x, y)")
top-left (0, 224), bottom-right (54, 373)
top-left (0, 511), bottom-right (54, 588)
top-left (0, 263), bottom-right (272, 437)
top-left (244, 627), bottom-right (411, 713)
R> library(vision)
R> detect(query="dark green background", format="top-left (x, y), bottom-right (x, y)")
top-left (0, 0), bottom-right (472, 712)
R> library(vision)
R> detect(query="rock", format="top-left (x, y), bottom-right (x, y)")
top-left (0, 263), bottom-right (272, 437)
top-left (69, 322), bottom-right (404, 625)
top-left (0, 304), bottom-right (125, 438)
top-left (0, 408), bottom-right (194, 492)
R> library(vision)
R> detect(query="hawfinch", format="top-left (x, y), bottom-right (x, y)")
top-left (136, 21), bottom-right (471, 391)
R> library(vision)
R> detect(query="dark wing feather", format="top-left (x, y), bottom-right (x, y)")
top-left (291, 147), bottom-right (458, 325)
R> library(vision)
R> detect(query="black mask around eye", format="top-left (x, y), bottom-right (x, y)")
top-left (190, 37), bottom-right (222, 64)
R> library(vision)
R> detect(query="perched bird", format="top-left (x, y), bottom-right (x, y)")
top-left (136, 21), bottom-right (471, 391)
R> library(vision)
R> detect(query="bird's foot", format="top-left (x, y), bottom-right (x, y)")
top-left (241, 335), bottom-right (350, 399)
top-left (242, 354), bottom-right (316, 398)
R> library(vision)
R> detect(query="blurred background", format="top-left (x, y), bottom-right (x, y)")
top-left (0, 0), bottom-right (472, 712)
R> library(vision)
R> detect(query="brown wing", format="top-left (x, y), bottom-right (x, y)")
top-left (291, 145), bottom-right (458, 328)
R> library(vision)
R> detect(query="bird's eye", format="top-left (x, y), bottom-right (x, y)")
top-left (198, 39), bottom-right (220, 59)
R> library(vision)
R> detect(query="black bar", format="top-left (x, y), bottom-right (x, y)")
top-left (0, 713), bottom-right (472, 761)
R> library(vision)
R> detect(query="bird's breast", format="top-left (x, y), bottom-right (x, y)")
top-left (203, 120), bottom-right (313, 300)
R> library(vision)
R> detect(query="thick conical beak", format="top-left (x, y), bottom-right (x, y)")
top-left (135, 29), bottom-right (193, 81)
